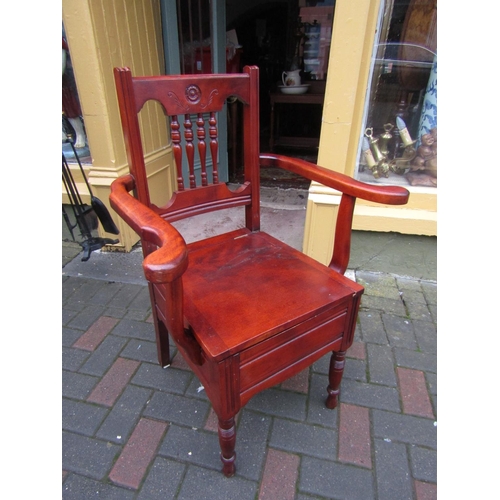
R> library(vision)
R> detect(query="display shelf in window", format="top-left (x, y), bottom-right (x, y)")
top-left (355, 0), bottom-right (437, 188)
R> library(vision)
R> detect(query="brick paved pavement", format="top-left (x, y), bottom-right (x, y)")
top-left (62, 267), bottom-right (437, 499)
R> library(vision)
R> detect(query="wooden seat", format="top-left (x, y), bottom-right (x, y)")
top-left (110, 65), bottom-right (409, 477)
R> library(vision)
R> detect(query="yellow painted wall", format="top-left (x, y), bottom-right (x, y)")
top-left (303, 0), bottom-right (437, 265)
top-left (62, 0), bottom-right (175, 251)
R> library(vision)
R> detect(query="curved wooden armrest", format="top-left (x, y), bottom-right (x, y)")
top-left (260, 153), bottom-right (409, 205)
top-left (260, 154), bottom-right (410, 274)
top-left (110, 174), bottom-right (188, 284)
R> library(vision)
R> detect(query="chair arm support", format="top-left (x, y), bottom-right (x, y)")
top-left (260, 154), bottom-right (410, 274)
top-left (110, 175), bottom-right (204, 364)
top-left (260, 154), bottom-right (409, 205)
top-left (110, 174), bottom-right (188, 284)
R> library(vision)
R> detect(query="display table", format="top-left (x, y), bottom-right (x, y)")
top-left (269, 86), bottom-right (325, 151)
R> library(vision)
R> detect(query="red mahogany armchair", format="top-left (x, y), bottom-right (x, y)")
top-left (110, 65), bottom-right (409, 476)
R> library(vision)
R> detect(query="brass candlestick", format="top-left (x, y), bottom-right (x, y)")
top-left (362, 123), bottom-right (416, 179)
top-left (378, 123), bottom-right (394, 157)
top-left (365, 128), bottom-right (385, 163)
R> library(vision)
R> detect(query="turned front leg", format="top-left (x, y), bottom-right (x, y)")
top-left (325, 350), bottom-right (346, 409)
top-left (218, 417), bottom-right (236, 477)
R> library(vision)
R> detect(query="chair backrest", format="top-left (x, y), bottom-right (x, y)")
top-left (113, 65), bottom-right (261, 232)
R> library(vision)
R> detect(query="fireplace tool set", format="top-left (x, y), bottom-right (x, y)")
top-left (62, 137), bottom-right (119, 261)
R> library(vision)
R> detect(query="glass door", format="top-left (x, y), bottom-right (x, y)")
top-left (160, 0), bottom-right (229, 182)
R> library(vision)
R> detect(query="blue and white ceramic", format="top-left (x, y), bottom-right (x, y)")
top-left (418, 55), bottom-right (437, 141)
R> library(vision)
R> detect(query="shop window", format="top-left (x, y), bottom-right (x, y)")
top-left (356, 0), bottom-right (436, 188)
top-left (62, 24), bottom-right (90, 164)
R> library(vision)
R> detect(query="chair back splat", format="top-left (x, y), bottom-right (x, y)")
top-left (110, 65), bottom-right (410, 477)
top-left (113, 66), bottom-right (260, 230)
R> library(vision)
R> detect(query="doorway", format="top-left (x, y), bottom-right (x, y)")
top-left (161, 0), bottom-right (333, 188)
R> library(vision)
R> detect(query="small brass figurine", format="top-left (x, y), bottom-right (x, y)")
top-left (406, 127), bottom-right (437, 186)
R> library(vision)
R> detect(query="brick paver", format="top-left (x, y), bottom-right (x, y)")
top-left (258, 448), bottom-right (299, 500)
top-left (72, 316), bottom-right (119, 351)
top-left (414, 480), bottom-right (438, 500)
top-left (397, 367), bottom-right (434, 418)
top-left (87, 357), bottom-right (140, 407)
top-left (338, 403), bottom-right (372, 468)
top-left (204, 407), bottom-right (219, 432)
top-left (280, 367), bottom-right (309, 393)
top-left (62, 270), bottom-right (437, 499)
top-left (109, 418), bottom-right (168, 489)
top-left (346, 340), bottom-right (366, 360)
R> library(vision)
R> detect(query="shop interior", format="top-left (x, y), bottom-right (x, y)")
top-left (224, 0), bottom-right (436, 188)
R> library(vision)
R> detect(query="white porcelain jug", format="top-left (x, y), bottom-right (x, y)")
top-left (282, 69), bottom-right (301, 87)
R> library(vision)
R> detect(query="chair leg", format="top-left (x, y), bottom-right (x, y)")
top-left (218, 417), bottom-right (237, 477)
top-left (325, 350), bottom-right (346, 409)
top-left (154, 316), bottom-right (171, 368)
top-left (147, 283), bottom-right (171, 368)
